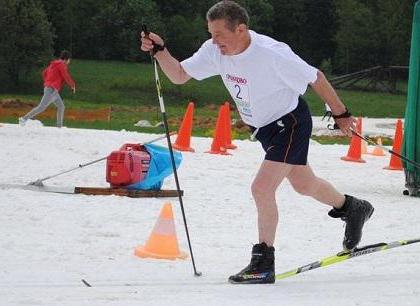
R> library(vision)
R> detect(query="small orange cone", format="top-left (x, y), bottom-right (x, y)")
top-left (369, 137), bottom-right (386, 156)
top-left (173, 102), bottom-right (195, 152)
top-left (361, 139), bottom-right (368, 154)
top-left (206, 105), bottom-right (231, 155)
top-left (358, 116), bottom-right (368, 155)
top-left (341, 117), bottom-right (366, 163)
top-left (134, 202), bottom-right (188, 260)
top-left (384, 119), bottom-right (403, 171)
top-left (223, 102), bottom-right (237, 150)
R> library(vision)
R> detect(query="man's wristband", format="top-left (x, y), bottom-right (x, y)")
top-left (332, 108), bottom-right (352, 119)
top-left (152, 43), bottom-right (165, 55)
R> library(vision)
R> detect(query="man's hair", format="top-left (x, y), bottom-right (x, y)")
top-left (206, 1), bottom-right (249, 31)
top-left (59, 50), bottom-right (71, 60)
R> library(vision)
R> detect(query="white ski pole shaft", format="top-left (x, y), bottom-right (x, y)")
top-left (143, 24), bottom-right (201, 277)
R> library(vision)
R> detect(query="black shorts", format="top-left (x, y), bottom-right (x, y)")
top-left (250, 97), bottom-right (312, 165)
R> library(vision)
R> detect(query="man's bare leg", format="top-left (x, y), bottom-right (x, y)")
top-left (287, 164), bottom-right (374, 251)
top-left (251, 160), bottom-right (293, 246)
top-left (287, 164), bottom-right (345, 208)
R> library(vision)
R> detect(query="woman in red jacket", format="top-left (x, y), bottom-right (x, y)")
top-left (19, 50), bottom-right (76, 128)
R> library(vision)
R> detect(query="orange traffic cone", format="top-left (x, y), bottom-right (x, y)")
top-left (173, 102), bottom-right (195, 152)
top-left (223, 102), bottom-right (237, 150)
top-left (206, 105), bottom-right (231, 155)
top-left (369, 137), bottom-right (386, 156)
top-left (361, 139), bottom-right (368, 154)
top-left (134, 202), bottom-right (188, 260)
top-left (384, 119), bottom-right (403, 171)
top-left (341, 117), bottom-right (366, 163)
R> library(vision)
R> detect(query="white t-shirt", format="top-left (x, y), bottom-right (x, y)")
top-left (181, 30), bottom-right (318, 128)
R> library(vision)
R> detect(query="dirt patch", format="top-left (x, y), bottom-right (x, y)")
top-left (0, 99), bottom-right (36, 108)
top-left (205, 103), bottom-right (219, 111)
top-left (0, 99), bottom-right (111, 122)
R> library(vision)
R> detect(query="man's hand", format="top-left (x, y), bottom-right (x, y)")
top-left (72, 86), bottom-right (76, 94)
top-left (310, 71), bottom-right (356, 137)
top-left (334, 114), bottom-right (357, 137)
top-left (138, 27), bottom-right (190, 85)
top-left (140, 31), bottom-right (164, 54)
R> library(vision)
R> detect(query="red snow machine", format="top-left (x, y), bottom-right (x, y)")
top-left (106, 143), bottom-right (151, 187)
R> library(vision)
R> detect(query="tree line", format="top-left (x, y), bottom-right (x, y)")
top-left (0, 0), bottom-right (415, 86)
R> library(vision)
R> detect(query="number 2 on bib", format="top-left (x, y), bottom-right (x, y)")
top-left (232, 84), bottom-right (251, 117)
top-left (235, 84), bottom-right (242, 100)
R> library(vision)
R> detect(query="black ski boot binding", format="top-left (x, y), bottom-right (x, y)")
top-left (228, 242), bottom-right (275, 284)
top-left (329, 194), bottom-right (374, 251)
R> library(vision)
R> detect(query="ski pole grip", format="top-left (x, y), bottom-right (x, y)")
top-left (141, 24), bottom-right (165, 55)
top-left (142, 24), bottom-right (150, 36)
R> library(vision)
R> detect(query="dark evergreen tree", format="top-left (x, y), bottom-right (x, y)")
top-left (165, 15), bottom-right (207, 60)
top-left (0, 0), bottom-right (54, 86)
top-left (335, 0), bottom-right (414, 72)
top-left (41, 0), bottom-right (103, 59)
top-left (41, 0), bottom-right (75, 55)
top-left (240, 0), bottom-right (275, 36)
top-left (7, 0), bottom-right (415, 72)
top-left (269, 0), bottom-right (336, 67)
top-left (91, 0), bottom-right (164, 60)
top-left (300, 0), bottom-right (336, 67)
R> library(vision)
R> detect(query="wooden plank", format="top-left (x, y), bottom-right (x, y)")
top-left (330, 66), bottom-right (382, 83)
top-left (74, 187), bottom-right (183, 198)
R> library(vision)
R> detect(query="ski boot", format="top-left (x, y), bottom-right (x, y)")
top-left (329, 194), bottom-right (374, 251)
top-left (228, 242), bottom-right (275, 284)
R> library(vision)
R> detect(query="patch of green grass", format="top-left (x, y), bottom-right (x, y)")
top-left (64, 60), bottom-right (230, 107)
top-left (0, 59), bottom-right (408, 143)
top-left (304, 89), bottom-right (407, 118)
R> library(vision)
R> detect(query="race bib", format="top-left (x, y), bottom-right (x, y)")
top-left (225, 74), bottom-right (251, 118)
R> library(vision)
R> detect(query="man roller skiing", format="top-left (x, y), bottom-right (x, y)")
top-left (140, 0), bottom-right (374, 284)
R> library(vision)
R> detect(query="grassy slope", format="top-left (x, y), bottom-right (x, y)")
top-left (0, 59), bottom-right (408, 142)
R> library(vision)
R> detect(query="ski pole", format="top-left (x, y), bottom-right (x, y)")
top-left (28, 133), bottom-right (175, 186)
top-left (142, 24), bottom-right (202, 277)
top-left (351, 129), bottom-right (420, 170)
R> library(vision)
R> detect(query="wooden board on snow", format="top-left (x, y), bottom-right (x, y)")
top-left (74, 187), bottom-right (183, 198)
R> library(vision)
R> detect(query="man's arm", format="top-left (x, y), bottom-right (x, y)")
top-left (58, 63), bottom-right (76, 93)
top-left (141, 32), bottom-right (191, 85)
top-left (310, 70), bottom-right (356, 136)
top-left (154, 49), bottom-right (191, 84)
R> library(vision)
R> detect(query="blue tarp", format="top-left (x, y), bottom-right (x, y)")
top-left (127, 144), bottom-right (182, 190)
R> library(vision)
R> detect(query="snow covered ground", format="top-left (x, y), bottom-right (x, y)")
top-left (312, 116), bottom-right (403, 137)
top-left (0, 119), bottom-right (419, 306)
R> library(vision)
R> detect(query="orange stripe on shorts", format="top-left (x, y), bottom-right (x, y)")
top-left (284, 113), bottom-right (298, 163)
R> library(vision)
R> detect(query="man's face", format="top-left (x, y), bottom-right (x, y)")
top-left (207, 19), bottom-right (244, 55)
